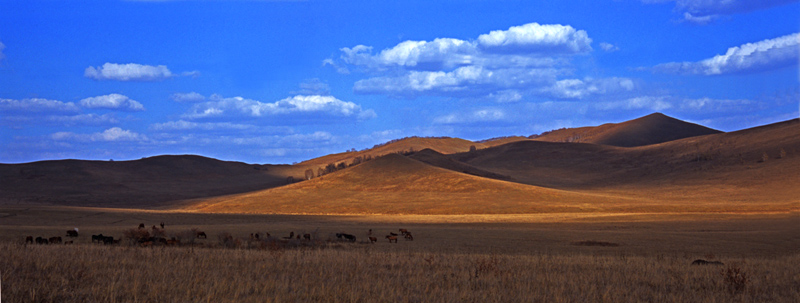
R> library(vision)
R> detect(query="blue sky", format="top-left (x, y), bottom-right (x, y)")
top-left (1, 0), bottom-right (798, 164)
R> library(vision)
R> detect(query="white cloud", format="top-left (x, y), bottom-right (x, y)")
top-left (183, 94), bottom-right (376, 120)
top-left (434, 108), bottom-right (507, 124)
top-left (291, 78), bottom-right (331, 96)
top-left (643, 0), bottom-right (798, 24)
top-left (0, 41), bottom-right (5, 61)
top-left (542, 77), bottom-right (635, 99)
top-left (653, 33), bottom-right (800, 75)
top-left (599, 42), bottom-right (619, 52)
top-left (150, 120), bottom-right (254, 131)
top-left (335, 22), bottom-right (634, 101)
top-left (84, 63), bottom-right (184, 81)
top-left (0, 98), bottom-right (80, 113)
top-left (353, 66), bottom-right (559, 97)
top-left (79, 94), bottom-right (145, 111)
top-left (170, 92), bottom-right (206, 102)
top-left (52, 127), bottom-right (147, 142)
top-left (477, 23), bottom-right (592, 54)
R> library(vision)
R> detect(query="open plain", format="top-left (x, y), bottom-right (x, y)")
top-left (1, 114), bottom-right (799, 302)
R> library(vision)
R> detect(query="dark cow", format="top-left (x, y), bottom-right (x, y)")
top-left (691, 259), bottom-right (724, 266)
top-left (102, 236), bottom-right (115, 245)
top-left (49, 236), bottom-right (62, 244)
top-left (25, 236), bottom-right (34, 244)
top-left (35, 237), bottom-right (48, 244)
top-left (386, 235), bottom-right (398, 243)
top-left (336, 233), bottom-right (356, 242)
top-left (66, 230), bottom-right (78, 237)
top-left (92, 234), bottom-right (105, 243)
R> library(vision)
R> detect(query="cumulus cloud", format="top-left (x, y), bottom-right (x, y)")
top-left (433, 108), bottom-right (508, 125)
top-left (170, 92), bottom-right (206, 102)
top-left (477, 23), bottom-right (592, 54)
top-left (0, 98), bottom-right (80, 113)
top-left (334, 22), bottom-right (632, 100)
top-left (643, 0), bottom-right (798, 24)
top-left (85, 63), bottom-right (174, 81)
top-left (183, 94), bottom-right (376, 120)
top-left (652, 33), bottom-right (800, 75)
top-left (291, 78), bottom-right (331, 96)
top-left (150, 120), bottom-right (254, 131)
top-left (52, 127), bottom-right (147, 142)
top-left (599, 42), bottom-right (619, 52)
top-left (79, 94), bottom-right (145, 111)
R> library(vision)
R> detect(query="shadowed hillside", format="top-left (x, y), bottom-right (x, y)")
top-left (533, 113), bottom-right (721, 147)
top-left (0, 155), bottom-right (304, 208)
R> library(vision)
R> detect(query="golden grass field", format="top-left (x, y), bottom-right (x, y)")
top-left (1, 114), bottom-right (798, 302)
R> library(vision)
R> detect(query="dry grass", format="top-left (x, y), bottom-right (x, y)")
top-left (1, 242), bottom-right (798, 302)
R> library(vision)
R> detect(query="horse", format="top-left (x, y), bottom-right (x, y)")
top-left (389, 232), bottom-right (398, 236)
top-left (138, 223), bottom-right (145, 229)
top-left (196, 231), bottom-right (207, 239)
top-left (283, 231), bottom-right (294, 240)
top-left (160, 221), bottom-right (165, 229)
top-left (368, 236), bottom-right (377, 244)
top-left (66, 230), bottom-right (78, 237)
top-left (386, 235), bottom-right (398, 243)
top-left (399, 228), bottom-right (409, 235)
top-left (303, 233), bottom-right (311, 241)
top-left (49, 236), bottom-right (62, 244)
top-left (404, 233), bottom-right (414, 241)
top-left (102, 236), bottom-right (115, 245)
top-left (25, 236), bottom-right (33, 244)
top-left (35, 237), bottom-right (48, 244)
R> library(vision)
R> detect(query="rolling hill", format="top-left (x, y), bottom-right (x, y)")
top-left (532, 113), bottom-right (722, 147)
top-left (0, 155), bottom-right (303, 208)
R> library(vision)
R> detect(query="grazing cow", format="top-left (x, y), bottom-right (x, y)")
top-left (92, 234), bottom-right (104, 243)
top-left (66, 230), bottom-right (78, 237)
top-left (303, 233), bottom-right (311, 241)
top-left (49, 236), bottom-right (62, 244)
top-left (138, 223), bottom-right (145, 229)
top-left (691, 259), bottom-right (724, 266)
top-left (283, 231), bottom-right (294, 240)
top-left (404, 233), bottom-right (414, 241)
top-left (35, 237), bottom-right (48, 244)
top-left (336, 233), bottom-right (356, 242)
top-left (196, 231), bottom-right (207, 239)
top-left (64, 241), bottom-right (73, 245)
top-left (25, 236), bottom-right (33, 244)
top-left (102, 236), bottom-right (115, 245)
top-left (368, 236), bottom-right (377, 244)
top-left (386, 235), bottom-right (398, 243)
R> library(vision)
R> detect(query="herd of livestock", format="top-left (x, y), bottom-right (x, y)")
top-left (23, 223), bottom-right (416, 248)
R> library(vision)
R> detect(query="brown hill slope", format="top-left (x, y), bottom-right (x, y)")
top-left (298, 136), bottom-right (531, 169)
top-left (0, 155), bottom-right (304, 208)
top-left (186, 153), bottom-right (639, 215)
top-left (455, 118), bottom-right (800, 209)
top-left (408, 148), bottom-right (511, 181)
top-left (533, 113), bottom-right (722, 147)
